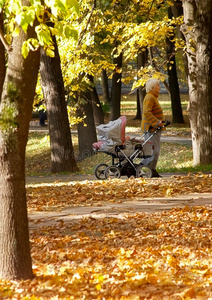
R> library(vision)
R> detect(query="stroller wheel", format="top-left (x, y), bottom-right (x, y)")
top-left (94, 163), bottom-right (108, 179)
top-left (105, 166), bottom-right (121, 179)
top-left (136, 165), bottom-right (152, 178)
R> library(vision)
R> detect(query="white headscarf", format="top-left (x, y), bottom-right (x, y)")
top-left (145, 78), bottom-right (160, 93)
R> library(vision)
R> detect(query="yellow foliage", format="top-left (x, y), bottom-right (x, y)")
top-left (67, 106), bottom-right (84, 127)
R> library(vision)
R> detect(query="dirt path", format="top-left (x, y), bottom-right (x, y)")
top-left (28, 190), bottom-right (212, 229)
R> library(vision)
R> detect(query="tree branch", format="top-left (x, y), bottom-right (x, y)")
top-left (0, 28), bottom-right (12, 52)
top-left (77, 2), bottom-right (95, 48)
top-left (149, 46), bottom-right (170, 93)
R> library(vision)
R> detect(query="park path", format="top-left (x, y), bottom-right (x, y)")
top-left (28, 123), bottom-right (212, 229)
top-left (29, 123), bottom-right (192, 145)
top-left (27, 171), bottom-right (212, 229)
top-left (28, 191), bottom-right (212, 228)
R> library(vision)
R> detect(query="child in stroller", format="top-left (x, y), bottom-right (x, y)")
top-left (92, 116), bottom-right (169, 180)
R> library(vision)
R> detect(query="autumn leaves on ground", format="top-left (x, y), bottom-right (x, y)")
top-left (1, 174), bottom-right (212, 299)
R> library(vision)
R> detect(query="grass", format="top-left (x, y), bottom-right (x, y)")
top-left (26, 93), bottom-right (212, 176)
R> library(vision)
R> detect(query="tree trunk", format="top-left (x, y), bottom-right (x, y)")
top-left (0, 12), bottom-right (6, 97)
top-left (171, 0), bottom-right (189, 78)
top-left (0, 22), bottom-right (40, 279)
top-left (89, 75), bottom-right (104, 125)
top-left (110, 51), bottom-right (123, 121)
top-left (40, 36), bottom-right (78, 173)
top-left (77, 91), bottom-right (97, 160)
top-left (135, 49), bottom-right (148, 119)
top-left (101, 68), bottom-right (110, 103)
top-left (166, 6), bottom-right (184, 124)
top-left (182, 0), bottom-right (212, 165)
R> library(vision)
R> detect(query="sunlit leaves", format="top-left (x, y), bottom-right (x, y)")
top-left (57, 0), bottom-right (184, 98)
top-left (35, 24), bottom-right (52, 46)
top-left (22, 38), bottom-right (39, 58)
top-left (26, 174), bottom-right (212, 212)
top-left (132, 67), bottom-right (166, 90)
top-left (64, 25), bottom-right (78, 39)
top-left (15, 6), bottom-right (35, 32)
top-left (46, 0), bottom-right (79, 16)
top-left (2, 201), bottom-right (212, 298)
top-left (2, 0), bottom-right (79, 58)
top-left (67, 106), bottom-right (84, 127)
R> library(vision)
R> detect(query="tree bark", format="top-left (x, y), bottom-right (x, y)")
top-left (77, 91), bottom-right (97, 160)
top-left (182, 0), bottom-right (212, 165)
top-left (101, 68), bottom-right (110, 103)
top-left (135, 49), bottom-right (148, 119)
top-left (0, 12), bottom-right (6, 98)
top-left (0, 22), bottom-right (40, 279)
top-left (110, 51), bottom-right (123, 121)
top-left (166, 6), bottom-right (184, 124)
top-left (89, 75), bottom-right (104, 125)
top-left (40, 36), bottom-right (78, 173)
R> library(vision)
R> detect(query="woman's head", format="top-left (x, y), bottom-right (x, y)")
top-left (145, 78), bottom-right (160, 93)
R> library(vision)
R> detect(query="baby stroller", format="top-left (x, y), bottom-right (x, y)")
top-left (92, 116), bottom-right (169, 180)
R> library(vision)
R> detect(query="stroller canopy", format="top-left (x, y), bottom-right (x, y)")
top-left (93, 116), bottom-right (127, 152)
top-left (97, 116), bottom-right (126, 144)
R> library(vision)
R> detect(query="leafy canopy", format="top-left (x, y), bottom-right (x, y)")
top-left (58, 0), bottom-right (184, 98)
top-left (0, 0), bottom-right (79, 58)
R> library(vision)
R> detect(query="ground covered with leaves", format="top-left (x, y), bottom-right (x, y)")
top-left (26, 174), bottom-right (212, 212)
top-left (1, 174), bottom-right (212, 299)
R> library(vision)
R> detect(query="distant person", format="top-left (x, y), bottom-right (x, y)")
top-left (141, 78), bottom-right (164, 177)
top-left (38, 100), bottom-right (47, 127)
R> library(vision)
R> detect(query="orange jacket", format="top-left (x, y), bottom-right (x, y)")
top-left (141, 91), bottom-right (164, 132)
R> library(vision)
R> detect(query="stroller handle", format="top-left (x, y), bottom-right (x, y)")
top-left (162, 120), bottom-right (171, 127)
top-left (149, 120), bottom-right (170, 131)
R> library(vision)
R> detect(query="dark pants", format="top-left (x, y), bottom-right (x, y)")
top-left (39, 110), bottom-right (47, 125)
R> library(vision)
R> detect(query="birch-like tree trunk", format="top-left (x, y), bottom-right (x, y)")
top-left (182, 0), bottom-right (212, 165)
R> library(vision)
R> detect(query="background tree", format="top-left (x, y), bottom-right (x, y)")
top-left (101, 68), bottom-right (110, 103)
top-left (166, 6), bottom-right (184, 124)
top-left (61, 0), bottom-right (174, 122)
top-left (110, 50), bottom-right (123, 120)
top-left (77, 90), bottom-right (97, 160)
top-left (90, 75), bottom-right (104, 125)
top-left (58, 0), bottom-right (115, 156)
top-left (135, 48), bottom-right (148, 119)
top-left (40, 35), bottom-right (78, 173)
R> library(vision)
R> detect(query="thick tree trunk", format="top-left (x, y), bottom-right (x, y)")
top-left (166, 7), bottom-right (184, 124)
top-left (101, 68), bottom-right (110, 103)
top-left (0, 12), bottom-right (6, 98)
top-left (135, 49), bottom-right (148, 119)
top-left (182, 0), bottom-right (212, 165)
top-left (40, 36), bottom-right (78, 173)
top-left (110, 51), bottom-right (122, 121)
top-left (0, 23), bottom-right (40, 279)
top-left (77, 91), bottom-right (97, 160)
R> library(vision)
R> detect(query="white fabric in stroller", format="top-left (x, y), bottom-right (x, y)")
top-left (93, 116), bottom-right (126, 152)
top-left (93, 116), bottom-right (153, 158)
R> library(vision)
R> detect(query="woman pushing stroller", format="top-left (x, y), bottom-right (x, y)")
top-left (92, 78), bottom-right (169, 180)
top-left (141, 78), bottom-right (165, 178)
